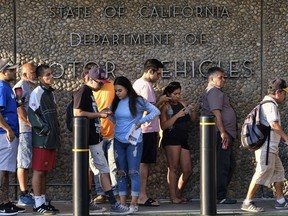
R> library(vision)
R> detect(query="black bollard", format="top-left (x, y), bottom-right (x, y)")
top-left (73, 117), bottom-right (89, 216)
top-left (200, 116), bottom-right (217, 215)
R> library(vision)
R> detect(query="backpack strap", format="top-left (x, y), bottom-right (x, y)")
top-left (265, 129), bottom-right (270, 165)
top-left (259, 100), bottom-right (276, 166)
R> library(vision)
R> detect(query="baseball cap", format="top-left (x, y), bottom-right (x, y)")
top-left (88, 67), bottom-right (109, 83)
top-left (0, 58), bottom-right (18, 71)
top-left (268, 78), bottom-right (288, 93)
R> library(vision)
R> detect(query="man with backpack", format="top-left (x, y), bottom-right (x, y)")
top-left (201, 66), bottom-right (237, 204)
top-left (241, 78), bottom-right (288, 213)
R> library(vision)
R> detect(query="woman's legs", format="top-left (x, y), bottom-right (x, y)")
top-left (176, 148), bottom-right (192, 200)
top-left (164, 145), bottom-right (182, 203)
top-left (127, 142), bottom-right (143, 205)
top-left (114, 139), bottom-right (128, 205)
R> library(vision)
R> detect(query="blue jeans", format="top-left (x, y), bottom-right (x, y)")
top-left (94, 138), bottom-right (118, 195)
top-left (114, 138), bottom-right (143, 197)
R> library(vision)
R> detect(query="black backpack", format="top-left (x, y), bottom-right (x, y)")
top-left (241, 100), bottom-right (276, 164)
top-left (66, 100), bottom-right (73, 132)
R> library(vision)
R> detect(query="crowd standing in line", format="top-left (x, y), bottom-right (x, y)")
top-left (241, 79), bottom-right (288, 213)
top-left (132, 59), bottom-right (169, 207)
top-left (28, 65), bottom-right (60, 215)
top-left (201, 67), bottom-right (237, 204)
top-left (13, 63), bottom-right (37, 207)
top-left (110, 76), bottom-right (160, 213)
top-left (1, 56), bottom-right (288, 215)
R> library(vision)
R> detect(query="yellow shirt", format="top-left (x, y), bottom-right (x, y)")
top-left (93, 81), bottom-right (114, 138)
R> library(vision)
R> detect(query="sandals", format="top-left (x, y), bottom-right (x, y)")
top-left (138, 198), bottom-right (160, 207)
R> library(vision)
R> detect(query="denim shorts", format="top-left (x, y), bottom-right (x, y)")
top-left (17, 132), bottom-right (32, 169)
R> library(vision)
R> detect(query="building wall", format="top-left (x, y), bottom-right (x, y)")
top-left (0, 0), bottom-right (287, 200)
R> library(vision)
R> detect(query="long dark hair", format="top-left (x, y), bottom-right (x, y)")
top-left (163, 81), bottom-right (181, 96)
top-left (111, 76), bottom-right (140, 117)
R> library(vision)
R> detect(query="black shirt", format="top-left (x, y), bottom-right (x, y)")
top-left (73, 85), bottom-right (101, 145)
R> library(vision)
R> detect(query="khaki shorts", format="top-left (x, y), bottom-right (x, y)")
top-left (89, 141), bottom-right (110, 175)
top-left (251, 150), bottom-right (284, 186)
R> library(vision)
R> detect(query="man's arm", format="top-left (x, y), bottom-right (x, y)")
top-left (270, 121), bottom-right (288, 143)
top-left (0, 112), bottom-right (15, 141)
top-left (155, 95), bottom-right (170, 108)
top-left (73, 108), bottom-right (110, 119)
top-left (211, 109), bottom-right (230, 147)
top-left (17, 106), bottom-right (31, 127)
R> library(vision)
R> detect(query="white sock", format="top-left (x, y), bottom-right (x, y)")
top-left (277, 197), bottom-right (285, 204)
top-left (34, 196), bottom-right (44, 208)
top-left (244, 199), bottom-right (252, 205)
top-left (41, 194), bottom-right (46, 204)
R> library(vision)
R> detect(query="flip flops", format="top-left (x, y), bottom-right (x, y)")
top-left (138, 198), bottom-right (160, 207)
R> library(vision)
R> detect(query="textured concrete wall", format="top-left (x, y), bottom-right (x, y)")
top-left (1, 0), bottom-right (287, 200)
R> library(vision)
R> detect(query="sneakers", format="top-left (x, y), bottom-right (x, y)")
top-left (241, 201), bottom-right (264, 213)
top-left (129, 204), bottom-right (138, 214)
top-left (275, 200), bottom-right (288, 209)
top-left (33, 203), bottom-right (55, 215)
top-left (4, 202), bottom-right (25, 213)
top-left (45, 201), bottom-right (60, 213)
top-left (94, 195), bottom-right (107, 204)
top-left (18, 193), bottom-right (35, 206)
top-left (89, 201), bottom-right (106, 212)
top-left (0, 203), bottom-right (18, 216)
top-left (217, 198), bottom-right (237, 204)
top-left (110, 202), bottom-right (130, 214)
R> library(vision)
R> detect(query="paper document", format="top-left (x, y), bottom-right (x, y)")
top-left (125, 123), bottom-right (141, 145)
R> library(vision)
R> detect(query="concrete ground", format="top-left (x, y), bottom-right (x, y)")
top-left (15, 198), bottom-right (288, 215)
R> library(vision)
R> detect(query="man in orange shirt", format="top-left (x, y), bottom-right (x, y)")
top-left (93, 76), bottom-right (117, 203)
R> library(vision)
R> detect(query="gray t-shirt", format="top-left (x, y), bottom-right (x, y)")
top-left (13, 80), bottom-right (37, 133)
top-left (201, 85), bottom-right (237, 138)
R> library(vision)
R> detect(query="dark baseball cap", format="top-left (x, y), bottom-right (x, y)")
top-left (269, 78), bottom-right (288, 92)
top-left (88, 67), bottom-right (109, 83)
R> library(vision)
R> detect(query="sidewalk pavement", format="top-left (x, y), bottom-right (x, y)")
top-left (17, 198), bottom-right (288, 215)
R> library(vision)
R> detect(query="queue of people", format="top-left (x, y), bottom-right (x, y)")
top-left (0, 57), bottom-right (288, 215)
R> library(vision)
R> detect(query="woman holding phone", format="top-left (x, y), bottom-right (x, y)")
top-left (160, 81), bottom-right (197, 204)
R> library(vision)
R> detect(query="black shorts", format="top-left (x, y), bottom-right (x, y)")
top-left (161, 129), bottom-right (190, 150)
top-left (141, 132), bottom-right (159, 163)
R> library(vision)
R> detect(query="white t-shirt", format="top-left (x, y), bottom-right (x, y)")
top-left (258, 95), bottom-right (281, 153)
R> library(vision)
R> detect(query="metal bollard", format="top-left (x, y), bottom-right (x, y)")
top-left (200, 116), bottom-right (217, 215)
top-left (73, 117), bottom-right (89, 216)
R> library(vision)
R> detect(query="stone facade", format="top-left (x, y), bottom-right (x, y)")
top-left (0, 0), bottom-right (287, 200)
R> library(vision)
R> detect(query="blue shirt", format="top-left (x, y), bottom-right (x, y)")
top-left (0, 80), bottom-right (19, 137)
top-left (113, 97), bottom-right (160, 143)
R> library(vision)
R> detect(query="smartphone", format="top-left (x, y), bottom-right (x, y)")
top-left (184, 106), bottom-right (190, 114)
top-left (14, 87), bottom-right (23, 98)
